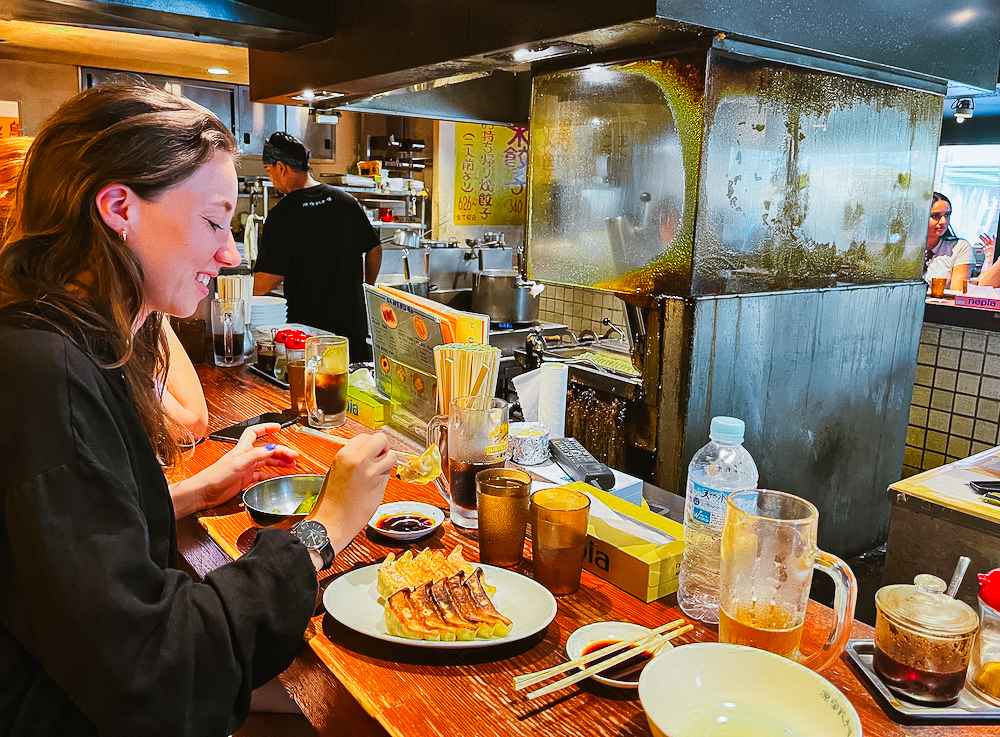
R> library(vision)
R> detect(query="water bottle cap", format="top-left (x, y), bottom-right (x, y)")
top-left (709, 416), bottom-right (745, 443)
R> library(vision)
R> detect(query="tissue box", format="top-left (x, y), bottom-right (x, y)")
top-left (573, 483), bottom-right (685, 603)
top-left (346, 385), bottom-right (390, 428)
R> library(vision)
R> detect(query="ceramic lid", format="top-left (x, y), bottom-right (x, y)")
top-left (876, 574), bottom-right (979, 637)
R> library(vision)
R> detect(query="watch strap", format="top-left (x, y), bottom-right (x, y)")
top-left (315, 538), bottom-right (335, 570)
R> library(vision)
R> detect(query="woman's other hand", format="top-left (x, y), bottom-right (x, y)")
top-left (309, 432), bottom-right (394, 555)
top-left (170, 423), bottom-right (298, 518)
top-left (981, 234), bottom-right (996, 265)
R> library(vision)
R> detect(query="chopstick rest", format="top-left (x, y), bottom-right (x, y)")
top-left (513, 619), bottom-right (692, 698)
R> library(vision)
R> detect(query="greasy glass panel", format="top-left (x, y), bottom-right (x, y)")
top-left (527, 53), bottom-right (705, 295)
top-left (695, 51), bottom-right (942, 295)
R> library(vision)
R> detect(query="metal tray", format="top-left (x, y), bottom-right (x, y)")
top-left (844, 640), bottom-right (1000, 724)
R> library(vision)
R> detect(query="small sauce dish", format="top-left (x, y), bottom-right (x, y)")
top-left (565, 621), bottom-right (664, 689)
top-left (367, 501), bottom-right (444, 541)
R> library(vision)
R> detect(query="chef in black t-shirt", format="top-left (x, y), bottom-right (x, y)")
top-left (254, 132), bottom-right (382, 362)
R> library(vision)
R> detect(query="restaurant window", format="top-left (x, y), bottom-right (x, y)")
top-left (934, 145), bottom-right (1000, 246)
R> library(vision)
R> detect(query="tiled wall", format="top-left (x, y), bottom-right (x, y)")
top-left (904, 324), bottom-right (1000, 477)
top-left (538, 283), bottom-right (628, 337)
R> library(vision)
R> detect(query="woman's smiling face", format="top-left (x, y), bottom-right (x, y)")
top-left (928, 199), bottom-right (951, 247)
top-left (126, 150), bottom-right (241, 319)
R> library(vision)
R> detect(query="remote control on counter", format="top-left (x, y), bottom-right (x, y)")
top-left (549, 437), bottom-right (616, 491)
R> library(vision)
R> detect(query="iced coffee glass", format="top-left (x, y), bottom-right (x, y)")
top-left (210, 298), bottom-right (245, 367)
top-left (305, 335), bottom-right (349, 428)
top-left (530, 486), bottom-right (591, 595)
top-left (718, 489), bottom-right (857, 672)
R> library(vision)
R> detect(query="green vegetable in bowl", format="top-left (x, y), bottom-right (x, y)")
top-left (294, 493), bottom-right (319, 515)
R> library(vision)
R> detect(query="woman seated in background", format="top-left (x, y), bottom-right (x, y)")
top-left (0, 81), bottom-right (394, 736)
top-left (924, 191), bottom-right (975, 291)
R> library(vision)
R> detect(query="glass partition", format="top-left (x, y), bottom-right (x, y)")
top-left (695, 51), bottom-right (943, 294)
top-left (526, 47), bottom-right (943, 297)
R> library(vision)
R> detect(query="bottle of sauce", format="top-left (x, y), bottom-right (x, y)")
top-left (969, 568), bottom-right (1000, 705)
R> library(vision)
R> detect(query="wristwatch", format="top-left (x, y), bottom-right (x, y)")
top-left (292, 520), bottom-right (335, 570)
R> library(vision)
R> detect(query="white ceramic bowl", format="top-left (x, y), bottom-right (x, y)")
top-left (638, 643), bottom-right (862, 737)
top-left (565, 621), bottom-right (662, 688)
top-left (367, 501), bottom-right (444, 541)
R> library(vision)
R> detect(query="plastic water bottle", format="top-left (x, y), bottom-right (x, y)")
top-left (677, 416), bottom-right (759, 624)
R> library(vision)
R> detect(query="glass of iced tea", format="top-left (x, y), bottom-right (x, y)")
top-left (530, 486), bottom-right (591, 596)
top-left (305, 335), bottom-right (349, 428)
top-left (718, 489), bottom-right (857, 672)
top-left (476, 468), bottom-right (531, 567)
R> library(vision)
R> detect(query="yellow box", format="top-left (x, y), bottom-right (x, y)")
top-left (563, 483), bottom-right (685, 603)
top-left (346, 385), bottom-right (390, 429)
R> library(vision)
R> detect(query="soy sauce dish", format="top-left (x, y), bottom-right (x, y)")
top-left (367, 501), bottom-right (444, 541)
top-left (566, 621), bottom-right (663, 689)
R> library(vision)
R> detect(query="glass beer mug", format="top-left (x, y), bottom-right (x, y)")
top-left (718, 489), bottom-right (858, 672)
top-left (426, 396), bottom-right (509, 529)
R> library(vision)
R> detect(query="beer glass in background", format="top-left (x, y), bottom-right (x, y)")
top-left (476, 468), bottom-right (531, 567)
top-left (210, 298), bottom-right (245, 367)
top-left (427, 396), bottom-right (509, 529)
top-left (305, 335), bottom-right (349, 428)
top-left (718, 489), bottom-right (858, 672)
top-left (530, 486), bottom-right (591, 596)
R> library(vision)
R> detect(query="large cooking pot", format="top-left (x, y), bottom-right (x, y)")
top-left (376, 274), bottom-right (430, 298)
top-left (472, 270), bottom-right (540, 323)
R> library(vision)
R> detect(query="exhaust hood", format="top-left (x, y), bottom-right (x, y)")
top-left (8, 1), bottom-right (998, 123)
top-left (245, 1), bottom-right (1000, 123)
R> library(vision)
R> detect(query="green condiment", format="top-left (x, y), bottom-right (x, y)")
top-left (294, 494), bottom-right (318, 515)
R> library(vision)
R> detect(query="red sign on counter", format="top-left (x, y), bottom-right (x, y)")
top-left (955, 294), bottom-right (1000, 311)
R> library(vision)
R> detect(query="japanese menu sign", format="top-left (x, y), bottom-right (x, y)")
top-left (453, 123), bottom-right (528, 226)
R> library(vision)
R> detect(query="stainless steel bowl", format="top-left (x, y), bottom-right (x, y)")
top-left (242, 474), bottom-right (324, 528)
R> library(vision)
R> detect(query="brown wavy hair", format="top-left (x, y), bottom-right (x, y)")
top-left (0, 81), bottom-right (238, 466)
top-left (0, 136), bottom-right (33, 238)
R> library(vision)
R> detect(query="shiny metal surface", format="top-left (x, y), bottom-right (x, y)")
top-left (242, 474), bottom-right (324, 528)
top-left (471, 270), bottom-right (540, 324)
top-left (679, 282), bottom-right (926, 558)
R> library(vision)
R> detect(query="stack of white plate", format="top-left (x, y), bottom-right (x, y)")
top-left (250, 296), bottom-right (288, 327)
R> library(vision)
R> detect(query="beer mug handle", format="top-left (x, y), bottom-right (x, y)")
top-left (426, 413), bottom-right (451, 507)
top-left (800, 549), bottom-right (858, 672)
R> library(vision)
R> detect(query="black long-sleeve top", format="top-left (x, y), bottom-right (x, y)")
top-left (0, 311), bottom-right (318, 736)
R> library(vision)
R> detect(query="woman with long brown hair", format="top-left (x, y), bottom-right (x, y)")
top-left (0, 82), bottom-right (392, 736)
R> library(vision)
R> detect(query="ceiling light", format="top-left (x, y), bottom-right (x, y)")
top-left (490, 40), bottom-right (592, 65)
top-left (953, 97), bottom-right (974, 123)
top-left (291, 90), bottom-right (345, 103)
top-left (207, 67), bottom-right (229, 76)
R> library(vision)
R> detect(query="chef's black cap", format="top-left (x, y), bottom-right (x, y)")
top-left (262, 132), bottom-right (310, 171)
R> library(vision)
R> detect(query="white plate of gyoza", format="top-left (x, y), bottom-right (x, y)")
top-left (323, 546), bottom-right (557, 649)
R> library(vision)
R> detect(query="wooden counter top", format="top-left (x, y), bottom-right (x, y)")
top-left (177, 362), bottom-right (998, 737)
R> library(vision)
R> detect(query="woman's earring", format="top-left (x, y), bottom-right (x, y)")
top-left (119, 228), bottom-right (127, 243)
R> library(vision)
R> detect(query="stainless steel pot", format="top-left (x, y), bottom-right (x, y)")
top-left (376, 274), bottom-right (430, 298)
top-left (471, 269), bottom-right (540, 323)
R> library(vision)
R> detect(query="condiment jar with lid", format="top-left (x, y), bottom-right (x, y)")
top-left (873, 574), bottom-right (979, 704)
top-left (968, 568), bottom-right (1000, 705)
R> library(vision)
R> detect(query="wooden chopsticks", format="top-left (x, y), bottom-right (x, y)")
top-left (513, 619), bottom-right (693, 699)
top-left (290, 424), bottom-right (418, 465)
top-left (291, 424), bottom-right (348, 444)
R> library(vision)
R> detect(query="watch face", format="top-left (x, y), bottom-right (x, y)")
top-left (294, 520), bottom-right (328, 548)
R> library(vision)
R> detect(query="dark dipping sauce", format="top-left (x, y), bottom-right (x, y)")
top-left (375, 513), bottom-right (436, 534)
top-left (581, 639), bottom-right (655, 683)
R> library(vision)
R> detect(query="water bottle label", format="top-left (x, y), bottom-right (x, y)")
top-left (688, 480), bottom-right (732, 527)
